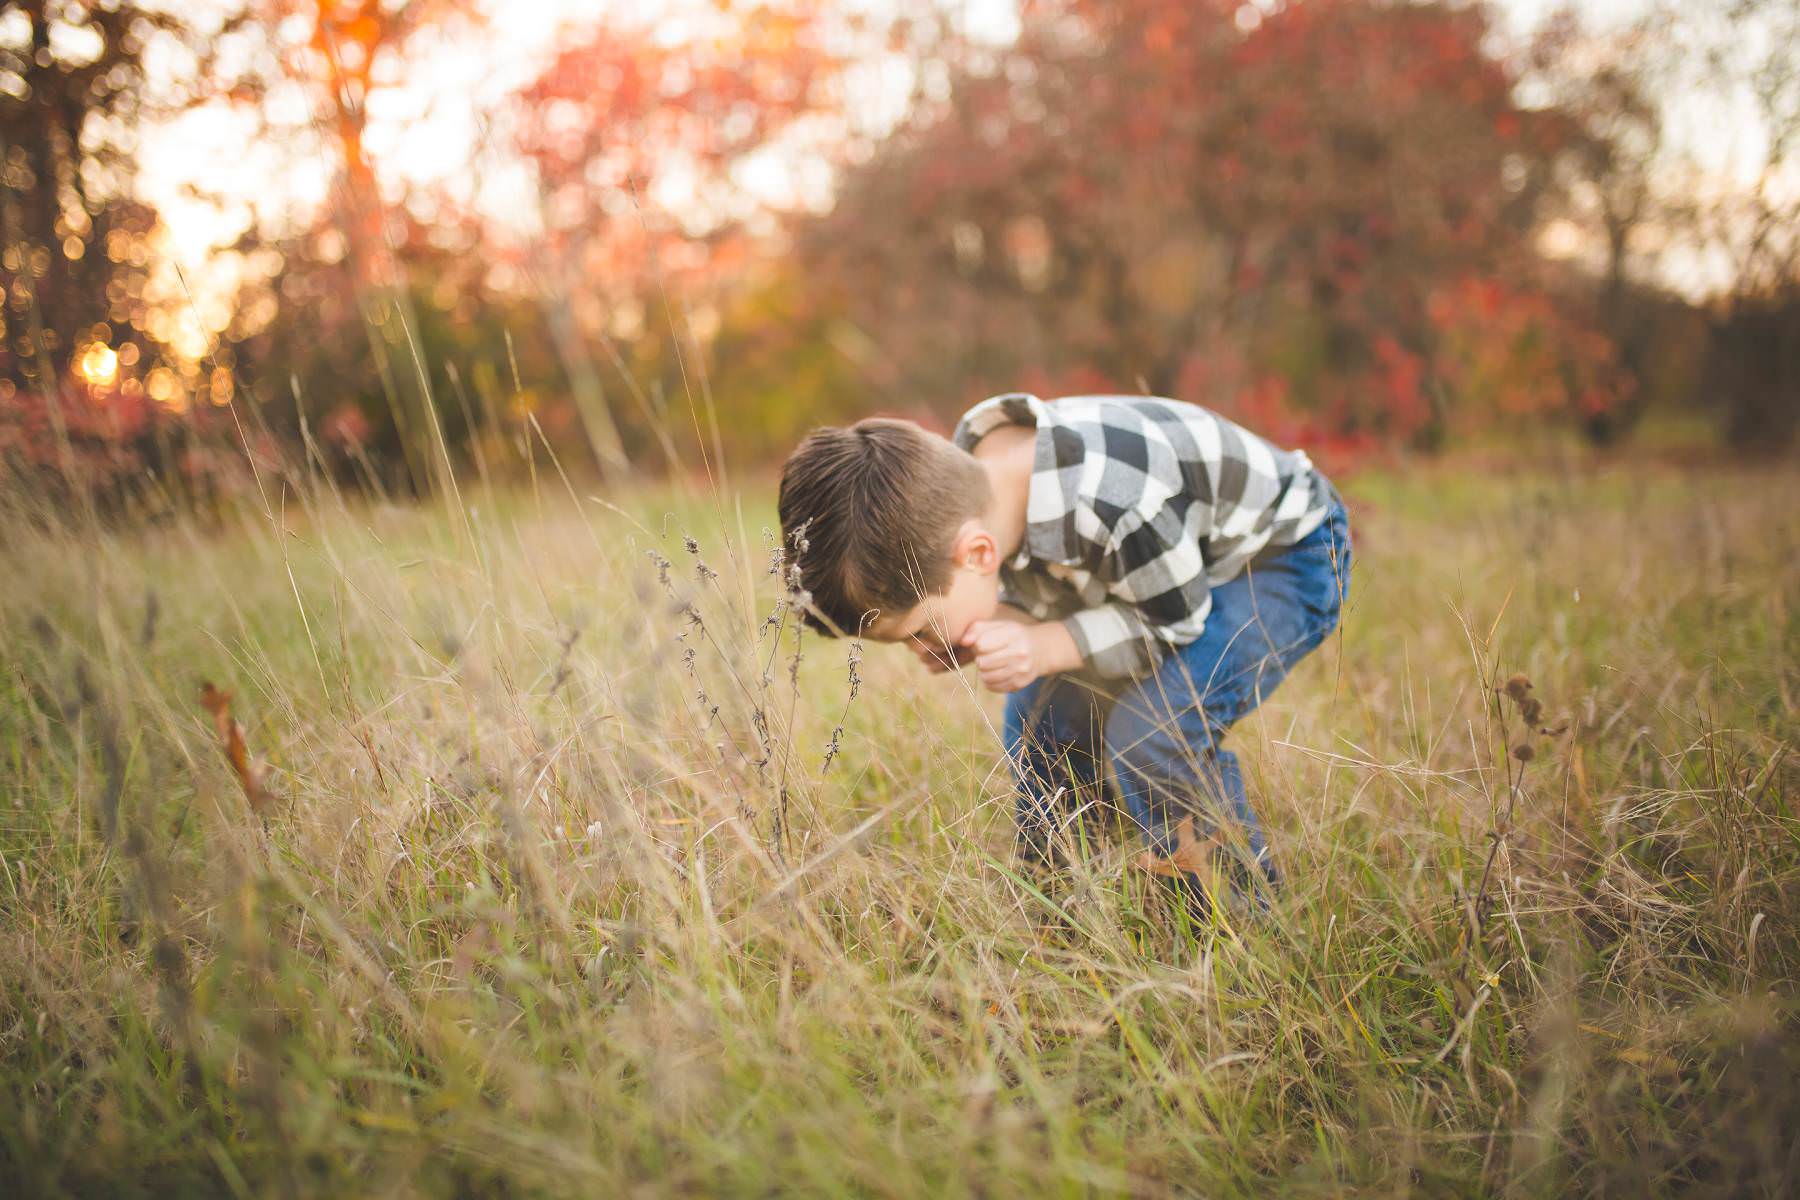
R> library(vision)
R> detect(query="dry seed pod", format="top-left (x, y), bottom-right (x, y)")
top-left (1511, 740), bottom-right (1536, 763)
top-left (1501, 673), bottom-right (1533, 702)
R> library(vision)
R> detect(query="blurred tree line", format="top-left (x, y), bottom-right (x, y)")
top-left (1, 0), bottom-right (1795, 512)
top-left (0, 0), bottom-right (251, 510)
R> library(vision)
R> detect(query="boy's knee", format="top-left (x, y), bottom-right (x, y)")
top-left (1002, 677), bottom-right (1061, 752)
top-left (1103, 702), bottom-right (1222, 782)
top-left (1001, 692), bottom-right (1029, 752)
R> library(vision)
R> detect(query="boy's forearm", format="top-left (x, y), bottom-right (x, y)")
top-left (986, 604), bottom-right (1080, 680)
top-left (983, 605), bottom-right (1084, 678)
top-left (1026, 619), bottom-right (1084, 677)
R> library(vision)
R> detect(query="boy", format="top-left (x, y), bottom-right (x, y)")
top-left (778, 391), bottom-right (1352, 910)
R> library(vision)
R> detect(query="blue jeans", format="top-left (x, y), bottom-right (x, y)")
top-left (1003, 493), bottom-right (1352, 895)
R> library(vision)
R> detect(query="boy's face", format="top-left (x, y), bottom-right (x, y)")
top-left (864, 520), bottom-right (1003, 656)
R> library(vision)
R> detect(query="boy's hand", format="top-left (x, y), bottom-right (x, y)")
top-left (961, 619), bottom-right (1064, 693)
top-left (962, 619), bottom-right (1086, 692)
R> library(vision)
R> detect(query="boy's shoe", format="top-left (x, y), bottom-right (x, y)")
top-left (1158, 872), bottom-right (1215, 927)
top-left (1158, 867), bottom-right (1274, 929)
top-left (1134, 816), bottom-right (1276, 926)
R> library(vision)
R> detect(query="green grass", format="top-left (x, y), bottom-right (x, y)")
top-left (2, 455), bottom-right (1797, 1196)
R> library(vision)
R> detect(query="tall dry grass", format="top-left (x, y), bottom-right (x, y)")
top-left (1, 450), bottom-right (1797, 1195)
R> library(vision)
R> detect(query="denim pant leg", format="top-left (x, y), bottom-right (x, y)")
top-left (1003, 673), bottom-right (1108, 869)
top-left (1104, 501), bottom-right (1353, 890)
top-left (1106, 676), bottom-right (1274, 885)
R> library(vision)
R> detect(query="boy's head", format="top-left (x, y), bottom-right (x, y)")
top-left (779, 417), bottom-right (1002, 648)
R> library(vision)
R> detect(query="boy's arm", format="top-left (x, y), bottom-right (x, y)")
top-left (969, 501), bottom-right (1216, 687)
top-left (962, 617), bottom-right (1083, 692)
top-left (1026, 620), bottom-right (1083, 675)
top-left (1061, 506), bottom-right (1215, 681)
top-left (1060, 594), bottom-right (1211, 680)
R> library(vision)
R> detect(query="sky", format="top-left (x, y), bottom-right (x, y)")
top-left (134, 0), bottom-right (1775, 310)
top-left (138, 0), bottom-right (1014, 272)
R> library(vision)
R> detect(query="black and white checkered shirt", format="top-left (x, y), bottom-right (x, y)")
top-left (951, 392), bottom-right (1334, 681)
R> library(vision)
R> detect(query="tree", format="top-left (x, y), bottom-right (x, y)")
top-left (233, 0), bottom-right (492, 496)
top-left (0, 1), bottom-right (225, 505)
top-left (788, 0), bottom-right (1632, 447)
top-left (1523, 9), bottom-right (1673, 443)
top-left (1680, 0), bottom-right (1800, 449)
top-left (234, 2), bottom-right (837, 489)
top-left (508, 3), bottom-right (835, 475)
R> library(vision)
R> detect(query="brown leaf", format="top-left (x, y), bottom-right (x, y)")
top-left (1132, 815), bottom-right (1224, 879)
top-left (199, 681), bottom-right (269, 815)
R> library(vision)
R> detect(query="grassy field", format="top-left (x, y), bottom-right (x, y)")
top-left (2, 455), bottom-right (1797, 1196)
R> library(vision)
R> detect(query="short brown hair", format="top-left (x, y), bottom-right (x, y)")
top-left (778, 418), bottom-right (991, 636)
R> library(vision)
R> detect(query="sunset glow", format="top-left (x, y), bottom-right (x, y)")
top-left (77, 341), bottom-right (118, 388)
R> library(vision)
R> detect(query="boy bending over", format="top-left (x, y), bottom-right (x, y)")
top-left (778, 392), bottom-right (1352, 909)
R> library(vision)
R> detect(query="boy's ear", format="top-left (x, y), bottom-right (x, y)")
top-left (950, 519), bottom-right (999, 575)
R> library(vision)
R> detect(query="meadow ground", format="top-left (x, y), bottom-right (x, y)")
top-left (1, 454), bottom-right (1797, 1196)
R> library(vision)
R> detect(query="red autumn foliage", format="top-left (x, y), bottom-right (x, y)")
top-left (513, 7), bottom-right (833, 302)
top-left (781, 0), bottom-right (1632, 451)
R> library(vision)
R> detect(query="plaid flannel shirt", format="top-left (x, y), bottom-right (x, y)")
top-left (951, 392), bottom-right (1334, 681)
